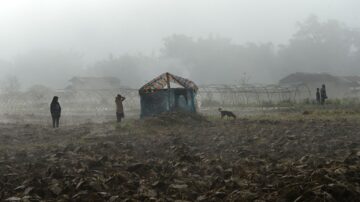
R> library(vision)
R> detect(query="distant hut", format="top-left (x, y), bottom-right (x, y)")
top-left (64, 76), bottom-right (122, 106)
top-left (279, 72), bottom-right (359, 98)
top-left (66, 77), bottom-right (121, 90)
top-left (139, 72), bottom-right (198, 118)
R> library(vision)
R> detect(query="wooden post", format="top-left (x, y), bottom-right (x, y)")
top-left (166, 73), bottom-right (171, 111)
top-left (166, 72), bottom-right (171, 89)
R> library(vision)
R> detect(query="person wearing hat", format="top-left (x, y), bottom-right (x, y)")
top-left (115, 94), bottom-right (126, 122)
top-left (50, 96), bottom-right (61, 128)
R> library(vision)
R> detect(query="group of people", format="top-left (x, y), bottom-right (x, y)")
top-left (50, 94), bottom-right (126, 128)
top-left (316, 84), bottom-right (328, 105)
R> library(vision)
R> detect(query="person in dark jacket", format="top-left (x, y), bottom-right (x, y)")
top-left (50, 96), bottom-right (61, 128)
top-left (320, 84), bottom-right (327, 105)
top-left (316, 88), bottom-right (321, 104)
top-left (115, 94), bottom-right (126, 122)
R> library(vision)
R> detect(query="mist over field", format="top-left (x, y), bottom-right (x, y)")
top-left (0, 0), bottom-right (360, 89)
top-left (3, 2), bottom-right (360, 201)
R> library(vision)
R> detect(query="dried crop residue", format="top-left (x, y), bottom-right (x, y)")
top-left (140, 111), bottom-right (210, 126)
top-left (0, 113), bottom-right (360, 201)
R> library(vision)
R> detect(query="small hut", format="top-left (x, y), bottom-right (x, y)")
top-left (279, 72), bottom-right (359, 98)
top-left (139, 72), bottom-right (198, 118)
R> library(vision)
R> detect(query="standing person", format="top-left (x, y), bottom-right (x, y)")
top-left (50, 96), bottom-right (61, 128)
top-left (115, 94), bottom-right (126, 122)
top-left (316, 88), bottom-right (321, 104)
top-left (320, 84), bottom-right (327, 105)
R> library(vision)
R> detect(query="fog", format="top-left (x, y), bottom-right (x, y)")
top-left (0, 0), bottom-right (360, 89)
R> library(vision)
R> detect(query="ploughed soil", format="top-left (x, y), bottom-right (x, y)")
top-left (1, 111), bottom-right (360, 201)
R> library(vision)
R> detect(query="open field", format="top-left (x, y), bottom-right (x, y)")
top-left (1, 109), bottom-right (360, 201)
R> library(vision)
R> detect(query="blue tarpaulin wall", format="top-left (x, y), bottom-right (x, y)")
top-left (140, 88), bottom-right (197, 118)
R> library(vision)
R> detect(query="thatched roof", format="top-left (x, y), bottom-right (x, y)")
top-left (139, 72), bottom-right (198, 94)
top-left (279, 72), bottom-right (360, 87)
top-left (280, 72), bottom-right (339, 85)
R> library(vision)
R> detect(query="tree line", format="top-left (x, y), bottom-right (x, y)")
top-left (1, 15), bottom-right (360, 92)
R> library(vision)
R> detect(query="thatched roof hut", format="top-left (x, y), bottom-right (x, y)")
top-left (139, 72), bottom-right (198, 118)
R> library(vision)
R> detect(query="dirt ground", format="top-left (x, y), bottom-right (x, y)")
top-left (1, 110), bottom-right (360, 201)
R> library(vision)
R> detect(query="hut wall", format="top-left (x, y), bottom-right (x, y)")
top-left (140, 88), bottom-right (196, 118)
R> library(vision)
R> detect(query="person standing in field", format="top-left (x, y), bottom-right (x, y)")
top-left (316, 88), bottom-right (321, 104)
top-left (320, 84), bottom-right (327, 105)
top-left (50, 96), bottom-right (61, 128)
top-left (115, 94), bottom-right (126, 122)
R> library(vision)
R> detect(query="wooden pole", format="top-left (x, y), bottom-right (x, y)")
top-left (166, 73), bottom-right (171, 111)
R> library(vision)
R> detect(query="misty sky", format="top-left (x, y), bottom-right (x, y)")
top-left (1, 0), bottom-right (360, 64)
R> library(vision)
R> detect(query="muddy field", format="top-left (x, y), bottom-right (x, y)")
top-left (1, 110), bottom-right (360, 201)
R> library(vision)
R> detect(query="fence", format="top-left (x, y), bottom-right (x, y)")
top-left (0, 84), bottom-right (312, 123)
top-left (197, 84), bottom-right (312, 107)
